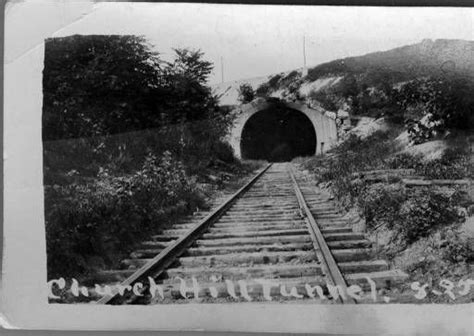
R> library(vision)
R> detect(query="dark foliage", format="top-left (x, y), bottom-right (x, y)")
top-left (300, 129), bottom-right (466, 250)
top-left (396, 74), bottom-right (474, 143)
top-left (160, 48), bottom-right (219, 124)
top-left (268, 74), bottom-right (282, 89)
top-left (395, 190), bottom-right (460, 245)
top-left (303, 39), bottom-right (473, 130)
top-left (255, 83), bottom-right (270, 97)
top-left (46, 152), bottom-right (204, 278)
top-left (43, 35), bottom-right (239, 279)
top-left (361, 184), bottom-right (461, 246)
top-left (43, 35), bottom-right (220, 140)
top-left (254, 74), bottom-right (282, 98)
top-left (359, 183), bottom-right (406, 229)
top-left (237, 83), bottom-right (255, 103)
top-left (441, 231), bottom-right (474, 263)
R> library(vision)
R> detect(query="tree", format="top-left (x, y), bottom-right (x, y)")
top-left (238, 83), bottom-right (255, 103)
top-left (42, 36), bottom-right (221, 140)
top-left (396, 74), bottom-right (474, 143)
top-left (166, 48), bottom-right (213, 84)
top-left (256, 83), bottom-right (270, 97)
top-left (43, 35), bottom-right (164, 140)
top-left (161, 48), bottom-right (219, 124)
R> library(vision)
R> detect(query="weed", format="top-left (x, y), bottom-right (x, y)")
top-left (359, 183), bottom-right (406, 230)
top-left (45, 152), bottom-right (205, 278)
top-left (393, 190), bottom-right (460, 245)
top-left (441, 230), bottom-right (474, 263)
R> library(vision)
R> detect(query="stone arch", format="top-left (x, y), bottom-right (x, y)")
top-left (228, 98), bottom-right (338, 159)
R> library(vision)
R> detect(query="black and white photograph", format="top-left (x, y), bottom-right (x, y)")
top-left (2, 1), bottom-right (474, 332)
top-left (38, 2), bottom-right (474, 306)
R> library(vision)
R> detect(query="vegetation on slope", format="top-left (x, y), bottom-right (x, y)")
top-left (296, 130), bottom-right (473, 302)
top-left (306, 39), bottom-right (473, 81)
top-left (255, 39), bottom-right (474, 144)
top-left (43, 35), bottom-right (256, 279)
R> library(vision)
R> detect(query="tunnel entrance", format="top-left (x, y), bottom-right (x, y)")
top-left (240, 105), bottom-right (317, 162)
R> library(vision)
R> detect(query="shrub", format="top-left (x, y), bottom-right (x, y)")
top-left (299, 127), bottom-right (466, 251)
top-left (441, 230), bottom-right (474, 263)
top-left (406, 113), bottom-right (444, 145)
top-left (43, 38), bottom-right (243, 282)
top-left (360, 186), bottom-right (461, 246)
top-left (43, 37), bottom-right (219, 141)
top-left (256, 83), bottom-right (270, 97)
top-left (237, 83), bottom-right (255, 104)
top-left (384, 152), bottom-right (423, 169)
top-left (268, 74), bottom-right (282, 90)
top-left (397, 75), bottom-right (474, 143)
top-left (302, 130), bottom-right (398, 209)
top-left (284, 70), bottom-right (299, 81)
top-left (359, 183), bottom-right (406, 230)
top-left (418, 146), bottom-right (471, 179)
top-left (45, 152), bottom-right (204, 278)
top-left (393, 191), bottom-right (460, 245)
top-left (284, 80), bottom-right (303, 101)
top-left (211, 141), bottom-right (235, 164)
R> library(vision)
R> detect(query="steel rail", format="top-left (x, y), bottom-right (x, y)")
top-left (288, 164), bottom-right (355, 304)
top-left (97, 163), bottom-right (273, 304)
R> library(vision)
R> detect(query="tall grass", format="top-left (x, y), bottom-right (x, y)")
top-left (297, 129), bottom-right (468, 253)
top-left (44, 119), bottom-right (251, 279)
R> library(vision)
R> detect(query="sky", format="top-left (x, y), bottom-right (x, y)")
top-left (11, 2), bottom-right (472, 84)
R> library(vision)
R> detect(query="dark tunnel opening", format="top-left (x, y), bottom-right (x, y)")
top-left (240, 105), bottom-right (317, 162)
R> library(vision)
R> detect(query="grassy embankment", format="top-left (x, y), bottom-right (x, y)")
top-left (44, 124), bottom-right (263, 281)
top-left (295, 128), bottom-right (473, 303)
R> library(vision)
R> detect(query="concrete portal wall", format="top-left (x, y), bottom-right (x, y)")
top-left (228, 98), bottom-right (338, 159)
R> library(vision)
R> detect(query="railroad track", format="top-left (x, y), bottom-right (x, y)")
top-left (93, 163), bottom-right (407, 304)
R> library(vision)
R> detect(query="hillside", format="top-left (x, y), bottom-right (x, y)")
top-left (213, 39), bottom-right (473, 106)
top-left (306, 39), bottom-right (473, 82)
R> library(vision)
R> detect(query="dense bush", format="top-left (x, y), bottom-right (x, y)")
top-left (359, 183), bottom-right (406, 230)
top-left (46, 152), bottom-right (205, 278)
top-left (441, 230), bottom-right (474, 263)
top-left (268, 74), bottom-right (282, 89)
top-left (397, 75), bottom-right (474, 135)
top-left (394, 190), bottom-right (460, 245)
top-left (418, 147), bottom-right (472, 179)
top-left (237, 83), bottom-right (255, 103)
top-left (43, 36), bottom-right (240, 279)
top-left (360, 183), bottom-right (461, 247)
top-left (43, 36), bottom-right (220, 141)
top-left (43, 35), bottom-right (162, 140)
top-left (300, 128), bottom-right (466, 251)
top-left (255, 83), bottom-right (270, 97)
